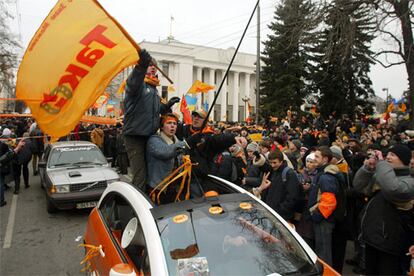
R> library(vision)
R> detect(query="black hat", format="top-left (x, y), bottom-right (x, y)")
top-left (388, 144), bottom-right (411, 166)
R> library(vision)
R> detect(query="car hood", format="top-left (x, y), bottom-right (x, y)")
top-left (47, 166), bottom-right (119, 185)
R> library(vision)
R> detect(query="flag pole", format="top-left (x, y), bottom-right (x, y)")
top-left (201, 0), bottom-right (259, 129)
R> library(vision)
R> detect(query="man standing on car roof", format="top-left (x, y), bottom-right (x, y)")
top-left (123, 49), bottom-right (180, 191)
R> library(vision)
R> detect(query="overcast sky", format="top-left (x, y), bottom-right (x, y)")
top-left (6, 0), bottom-right (408, 100)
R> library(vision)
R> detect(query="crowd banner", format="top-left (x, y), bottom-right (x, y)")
top-left (16, 0), bottom-right (139, 140)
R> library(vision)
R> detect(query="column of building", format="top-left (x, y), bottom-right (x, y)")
top-left (208, 68), bottom-right (215, 120)
top-left (232, 72), bottom-right (239, 122)
top-left (244, 73), bottom-right (250, 120)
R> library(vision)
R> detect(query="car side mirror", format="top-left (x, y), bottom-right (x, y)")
top-left (109, 263), bottom-right (137, 276)
top-left (38, 161), bottom-right (46, 168)
top-left (106, 157), bottom-right (113, 163)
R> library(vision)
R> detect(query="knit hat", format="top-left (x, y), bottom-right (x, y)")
top-left (388, 144), bottom-right (411, 166)
top-left (306, 152), bottom-right (316, 163)
top-left (2, 128), bottom-right (11, 137)
top-left (291, 139), bottom-right (302, 150)
top-left (246, 142), bottom-right (259, 152)
top-left (330, 145), bottom-right (343, 159)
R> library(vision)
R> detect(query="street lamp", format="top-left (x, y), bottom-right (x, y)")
top-left (382, 88), bottom-right (389, 107)
top-left (242, 96), bottom-right (250, 122)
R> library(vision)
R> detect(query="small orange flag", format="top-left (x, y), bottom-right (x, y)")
top-left (188, 80), bottom-right (214, 94)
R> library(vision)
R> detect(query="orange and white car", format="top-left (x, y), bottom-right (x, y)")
top-left (83, 175), bottom-right (340, 276)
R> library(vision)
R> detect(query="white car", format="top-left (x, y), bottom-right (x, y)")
top-left (83, 175), bottom-right (338, 276)
top-left (38, 141), bottom-right (119, 213)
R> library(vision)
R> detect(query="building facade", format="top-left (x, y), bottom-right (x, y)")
top-left (140, 39), bottom-right (257, 122)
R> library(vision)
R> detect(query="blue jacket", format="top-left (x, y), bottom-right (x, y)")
top-left (123, 64), bottom-right (169, 137)
top-left (146, 133), bottom-right (186, 188)
top-left (308, 164), bottom-right (340, 222)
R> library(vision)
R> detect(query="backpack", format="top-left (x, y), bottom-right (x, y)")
top-left (326, 172), bottom-right (347, 222)
top-left (281, 166), bottom-right (304, 185)
top-left (281, 166), bottom-right (305, 217)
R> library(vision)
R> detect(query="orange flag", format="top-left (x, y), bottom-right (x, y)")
top-left (187, 80), bottom-right (214, 94)
top-left (16, 0), bottom-right (139, 139)
top-left (180, 96), bottom-right (192, 125)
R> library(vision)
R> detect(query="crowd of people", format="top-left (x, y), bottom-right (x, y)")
top-left (1, 48), bottom-right (414, 275)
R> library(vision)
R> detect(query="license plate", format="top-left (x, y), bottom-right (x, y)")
top-left (76, 201), bottom-right (97, 209)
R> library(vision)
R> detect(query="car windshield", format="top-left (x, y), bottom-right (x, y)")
top-left (49, 146), bottom-right (107, 167)
top-left (156, 200), bottom-right (316, 276)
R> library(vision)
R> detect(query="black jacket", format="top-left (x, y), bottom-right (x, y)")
top-left (0, 141), bottom-right (14, 175)
top-left (362, 192), bottom-right (414, 256)
top-left (123, 64), bottom-right (169, 137)
top-left (244, 158), bottom-right (262, 189)
top-left (186, 133), bottom-right (236, 178)
top-left (262, 162), bottom-right (302, 221)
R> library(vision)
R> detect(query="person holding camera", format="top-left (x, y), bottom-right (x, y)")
top-left (123, 49), bottom-right (180, 191)
top-left (360, 144), bottom-right (414, 275)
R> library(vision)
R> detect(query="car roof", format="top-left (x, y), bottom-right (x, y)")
top-left (49, 141), bottom-right (97, 148)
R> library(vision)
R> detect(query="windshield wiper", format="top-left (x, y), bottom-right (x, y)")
top-left (75, 161), bottom-right (104, 165)
top-left (52, 163), bottom-right (74, 167)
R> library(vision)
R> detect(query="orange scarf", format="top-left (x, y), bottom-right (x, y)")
top-left (189, 125), bottom-right (214, 135)
top-left (144, 75), bottom-right (160, 87)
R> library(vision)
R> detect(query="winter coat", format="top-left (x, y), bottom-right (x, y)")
top-left (361, 163), bottom-right (414, 256)
top-left (361, 192), bottom-right (414, 256)
top-left (244, 158), bottom-right (262, 189)
top-left (123, 64), bottom-right (169, 137)
top-left (308, 164), bottom-right (341, 223)
top-left (186, 133), bottom-right (236, 178)
top-left (146, 133), bottom-right (186, 188)
top-left (0, 141), bottom-right (14, 175)
top-left (262, 161), bottom-right (302, 221)
top-left (15, 139), bottom-right (32, 165)
top-left (30, 128), bottom-right (44, 155)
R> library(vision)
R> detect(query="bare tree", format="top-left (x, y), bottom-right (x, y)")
top-left (371, 0), bottom-right (414, 127)
top-left (0, 1), bottom-right (20, 112)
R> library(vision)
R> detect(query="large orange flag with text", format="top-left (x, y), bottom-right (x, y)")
top-left (16, 0), bottom-right (139, 139)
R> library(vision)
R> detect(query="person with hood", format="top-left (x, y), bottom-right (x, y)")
top-left (361, 144), bottom-right (414, 275)
top-left (308, 146), bottom-right (343, 266)
top-left (123, 49), bottom-right (180, 190)
top-left (241, 142), bottom-right (262, 189)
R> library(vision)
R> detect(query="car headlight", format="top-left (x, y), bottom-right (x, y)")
top-left (55, 185), bottom-right (70, 193)
top-left (107, 179), bottom-right (120, 185)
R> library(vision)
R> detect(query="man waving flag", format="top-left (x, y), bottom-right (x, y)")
top-left (16, 0), bottom-right (139, 140)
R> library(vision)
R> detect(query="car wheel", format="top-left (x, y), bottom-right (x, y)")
top-left (46, 194), bottom-right (57, 213)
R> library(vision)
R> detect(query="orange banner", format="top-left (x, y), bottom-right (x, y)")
top-left (16, 0), bottom-right (139, 139)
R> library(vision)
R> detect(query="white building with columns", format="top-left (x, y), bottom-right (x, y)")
top-left (140, 39), bottom-right (257, 122)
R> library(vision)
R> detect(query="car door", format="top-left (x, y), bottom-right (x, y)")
top-left (84, 192), bottom-right (150, 275)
